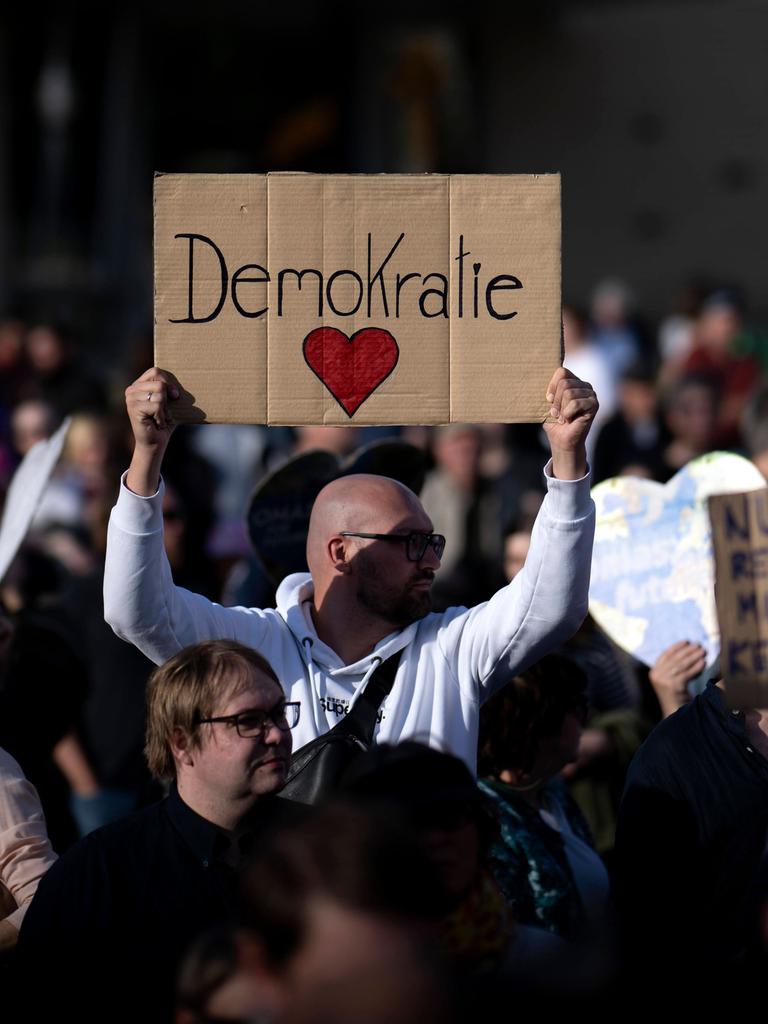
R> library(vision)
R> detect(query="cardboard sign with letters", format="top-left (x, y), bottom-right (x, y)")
top-left (709, 487), bottom-right (768, 708)
top-left (154, 173), bottom-right (561, 426)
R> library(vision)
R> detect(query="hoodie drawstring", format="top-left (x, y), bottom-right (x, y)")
top-left (301, 637), bottom-right (383, 711)
top-left (302, 637), bottom-right (316, 696)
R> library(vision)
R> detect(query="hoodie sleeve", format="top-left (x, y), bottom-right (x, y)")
top-left (436, 461), bottom-right (595, 703)
top-left (104, 475), bottom-right (276, 665)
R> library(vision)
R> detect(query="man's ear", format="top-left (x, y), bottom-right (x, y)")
top-left (169, 726), bottom-right (196, 768)
top-left (328, 536), bottom-right (351, 574)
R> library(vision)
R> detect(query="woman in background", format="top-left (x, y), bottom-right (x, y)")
top-left (478, 655), bottom-right (610, 944)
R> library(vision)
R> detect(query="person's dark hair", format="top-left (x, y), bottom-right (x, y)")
top-left (338, 741), bottom-right (499, 860)
top-left (620, 355), bottom-right (659, 385)
top-left (661, 371), bottom-right (720, 414)
top-left (242, 802), bottom-right (444, 967)
top-left (478, 654), bottom-right (588, 777)
top-left (176, 927), bottom-right (240, 1018)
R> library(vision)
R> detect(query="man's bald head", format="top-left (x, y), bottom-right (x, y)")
top-left (307, 475), bottom-right (428, 580)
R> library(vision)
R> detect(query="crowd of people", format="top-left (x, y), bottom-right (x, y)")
top-left (1, 276), bottom-right (768, 1019)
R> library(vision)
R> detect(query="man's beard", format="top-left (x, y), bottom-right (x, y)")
top-left (354, 551), bottom-right (434, 627)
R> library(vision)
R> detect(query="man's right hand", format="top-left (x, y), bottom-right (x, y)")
top-left (125, 367), bottom-right (181, 496)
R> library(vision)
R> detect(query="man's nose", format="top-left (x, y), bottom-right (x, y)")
top-left (421, 541), bottom-right (442, 569)
top-left (262, 719), bottom-right (284, 744)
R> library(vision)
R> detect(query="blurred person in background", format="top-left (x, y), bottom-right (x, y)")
top-left (420, 423), bottom-right (506, 609)
top-left (589, 279), bottom-right (643, 382)
top-left (740, 381), bottom-right (768, 481)
top-left (0, 612), bottom-right (57, 960)
top-left (292, 424), bottom-right (362, 458)
top-left (0, 545), bottom-right (87, 851)
top-left (657, 280), bottom-right (708, 369)
top-left (562, 303), bottom-right (616, 463)
top-left (21, 322), bottom-right (108, 418)
top-left (338, 743), bottom-right (569, 980)
top-left (60, 477), bottom-right (222, 839)
top-left (680, 290), bottom-right (760, 447)
top-left (0, 315), bottom-right (32, 489)
top-left (591, 359), bottom-right (669, 484)
top-left (614, 671), bottom-right (768, 987)
top-left (30, 412), bottom-right (115, 538)
top-left (660, 372), bottom-right (720, 476)
top-left (9, 398), bottom-right (57, 459)
top-left (175, 927), bottom-right (284, 1024)
top-left (238, 799), bottom-right (453, 1024)
top-left (0, 316), bottom-right (30, 410)
top-left (477, 656), bottom-right (609, 949)
top-left (501, 496), bottom-right (542, 583)
top-left (0, 745), bottom-right (57, 959)
top-left (187, 422), bottom-right (272, 571)
top-left (501, 519), bottom-right (645, 862)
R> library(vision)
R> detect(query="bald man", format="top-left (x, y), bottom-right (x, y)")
top-left (104, 366), bottom-right (597, 771)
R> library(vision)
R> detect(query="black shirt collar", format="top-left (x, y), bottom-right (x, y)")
top-left (165, 784), bottom-right (228, 866)
top-left (164, 786), bottom-right (302, 867)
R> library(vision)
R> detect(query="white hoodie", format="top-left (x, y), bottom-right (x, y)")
top-left (104, 462), bottom-right (594, 772)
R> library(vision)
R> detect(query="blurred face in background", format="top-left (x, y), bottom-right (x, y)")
top-left (25, 325), bottom-right (66, 375)
top-left (64, 414), bottom-right (109, 473)
top-left (433, 426), bottom-right (482, 491)
top-left (666, 382), bottom-right (718, 450)
top-left (11, 400), bottom-right (54, 455)
top-left (163, 486), bottom-right (187, 569)
top-left (696, 303), bottom-right (741, 354)
top-left (503, 531), bottom-right (531, 582)
top-left (295, 425), bottom-right (361, 456)
top-left (532, 708), bottom-right (585, 779)
top-left (591, 280), bottom-right (631, 329)
top-left (562, 305), bottom-right (588, 354)
top-left (0, 319), bottom-right (24, 371)
top-left (619, 378), bottom-right (658, 424)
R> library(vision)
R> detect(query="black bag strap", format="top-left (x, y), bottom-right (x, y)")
top-left (341, 650), bottom-right (403, 746)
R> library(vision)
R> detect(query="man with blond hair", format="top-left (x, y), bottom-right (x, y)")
top-left (17, 640), bottom-right (300, 1023)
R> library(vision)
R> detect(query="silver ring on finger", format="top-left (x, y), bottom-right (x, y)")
top-left (146, 392), bottom-right (153, 402)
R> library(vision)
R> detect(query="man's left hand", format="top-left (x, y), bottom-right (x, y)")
top-left (543, 367), bottom-right (599, 479)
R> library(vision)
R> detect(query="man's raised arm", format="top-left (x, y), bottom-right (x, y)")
top-left (437, 366), bottom-right (599, 698)
top-left (104, 369), bottom-right (274, 665)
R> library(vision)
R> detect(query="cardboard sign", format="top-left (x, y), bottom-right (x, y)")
top-left (154, 173), bottom-right (561, 425)
top-left (710, 488), bottom-right (768, 708)
top-left (589, 452), bottom-right (766, 668)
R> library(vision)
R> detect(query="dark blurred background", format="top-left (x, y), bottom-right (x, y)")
top-left (2, 1), bottom-right (766, 350)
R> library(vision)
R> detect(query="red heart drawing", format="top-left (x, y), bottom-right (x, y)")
top-left (303, 327), bottom-right (400, 418)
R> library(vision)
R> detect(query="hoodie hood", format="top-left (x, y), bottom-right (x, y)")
top-left (276, 572), bottom-right (419, 678)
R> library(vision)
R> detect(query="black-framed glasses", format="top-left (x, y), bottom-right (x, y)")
top-left (198, 700), bottom-right (300, 738)
top-left (340, 530), bottom-right (446, 562)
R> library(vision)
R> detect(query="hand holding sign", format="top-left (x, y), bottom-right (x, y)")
top-left (125, 367), bottom-right (183, 497)
top-left (543, 367), bottom-right (599, 480)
